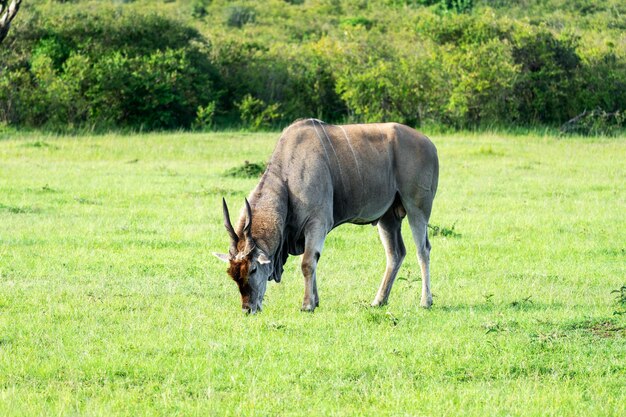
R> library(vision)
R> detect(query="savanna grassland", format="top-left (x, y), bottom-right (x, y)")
top-left (0, 130), bottom-right (624, 416)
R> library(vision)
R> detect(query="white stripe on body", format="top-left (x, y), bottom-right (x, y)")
top-left (338, 125), bottom-right (364, 215)
top-left (318, 121), bottom-right (348, 195)
top-left (309, 119), bottom-right (332, 165)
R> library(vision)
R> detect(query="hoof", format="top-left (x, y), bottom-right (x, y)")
top-left (371, 299), bottom-right (387, 307)
top-left (420, 297), bottom-right (433, 309)
top-left (301, 304), bottom-right (316, 312)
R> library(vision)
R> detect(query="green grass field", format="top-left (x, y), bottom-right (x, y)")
top-left (0, 130), bottom-right (624, 416)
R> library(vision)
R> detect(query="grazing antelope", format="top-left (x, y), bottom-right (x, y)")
top-left (214, 119), bottom-right (439, 313)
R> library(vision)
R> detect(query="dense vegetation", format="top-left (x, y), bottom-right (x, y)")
top-left (1, 0), bottom-right (625, 131)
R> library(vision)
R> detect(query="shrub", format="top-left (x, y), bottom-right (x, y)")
top-left (0, 7), bottom-right (220, 130)
top-left (210, 37), bottom-right (344, 124)
top-left (225, 6), bottom-right (256, 28)
top-left (415, 10), bottom-right (591, 126)
top-left (559, 108), bottom-right (625, 136)
top-left (1, 0), bottom-right (625, 132)
top-left (193, 102), bottom-right (217, 131)
top-left (389, 0), bottom-right (473, 13)
top-left (443, 0), bottom-right (474, 13)
top-left (574, 44), bottom-right (626, 117)
top-left (192, 0), bottom-right (208, 18)
top-left (510, 27), bottom-right (581, 124)
top-left (329, 31), bottom-right (450, 126)
top-left (340, 16), bottom-right (374, 30)
top-left (444, 39), bottom-right (519, 126)
top-left (237, 95), bottom-right (283, 130)
top-left (224, 161), bottom-right (267, 178)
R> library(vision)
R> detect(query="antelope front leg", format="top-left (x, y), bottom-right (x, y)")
top-left (301, 226), bottom-right (326, 312)
top-left (301, 257), bottom-right (318, 312)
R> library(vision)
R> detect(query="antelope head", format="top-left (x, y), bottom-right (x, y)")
top-left (213, 198), bottom-right (271, 313)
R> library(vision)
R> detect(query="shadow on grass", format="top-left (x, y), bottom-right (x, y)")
top-left (437, 299), bottom-right (561, 313)
top-left (0, 203), bottom-right (41, 214)
top-left (561, 317), bottom-right (625, 338)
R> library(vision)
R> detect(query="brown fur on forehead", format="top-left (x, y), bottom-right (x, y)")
top-left (227, 258), bottom-right (250, 285)
top-left (227, 258), bottom-right (252, 305)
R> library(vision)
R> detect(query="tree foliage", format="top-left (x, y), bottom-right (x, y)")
top-left (0, 6), bottom-right (218, 129)
top-left (0, 0), bottom-right (625, 132)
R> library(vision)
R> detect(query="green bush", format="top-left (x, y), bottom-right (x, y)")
top-left (412, 9), bottom-right (604, 126)
top-left (225, 5), bottom-right (256, 28)
top-left (330, 22), bottom-right (518, 127)
top-left (193, 102), bottom-right (217, 130)
top-left (559, 108), bottom-right (625, 136)
top-left (329, 31), bottom-right (436, 126)
top-left (210, 37), bottom-right (344, 125)
top-left (223, 161), bottom-right (267, 178)
top-left (510, 28), bottom-right (581, 124)
top-left (237, 94), bottom-right (283, 130)
top-left (444, 39), bottom-right (519, 126)
top-left (0, 7), bottom-right (219, 130)
top-left (0, 0), bottom-right (624, 132)
top-left (387, 0), bottom-right (473, 13)
top-left (192, 0), bottom-right (209, 18)
top-left (575, 44), bottom-right (626, 117)
top-left (340, 16), bottom-right (374, 30)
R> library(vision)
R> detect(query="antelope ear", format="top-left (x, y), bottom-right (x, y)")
top-left (257, 252), bottom-right (271, 265)
top-left (213, 252), bottom-right (230, 263)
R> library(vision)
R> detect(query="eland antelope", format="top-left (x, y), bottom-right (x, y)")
top-left (214, 119), bottom-right (439, 313)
